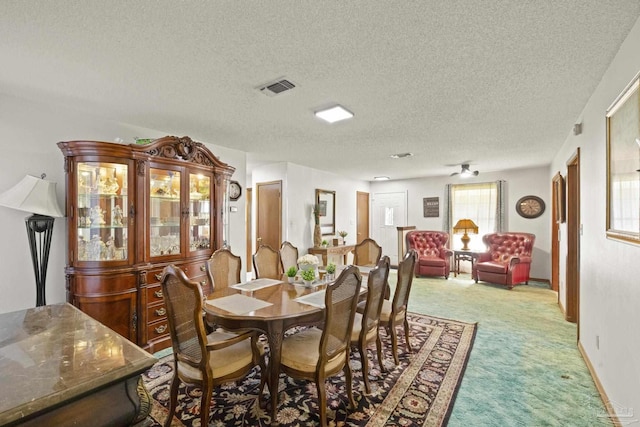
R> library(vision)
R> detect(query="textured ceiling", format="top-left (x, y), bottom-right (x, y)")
top-left (1, 1), bottom-right (639, 181)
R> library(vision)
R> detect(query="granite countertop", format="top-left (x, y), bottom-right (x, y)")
top-left (0, 303), bottom-right (157, 424)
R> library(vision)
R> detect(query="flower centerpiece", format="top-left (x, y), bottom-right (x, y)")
top-left (297, 254), bottom-right (320, 280)
top-left (297, 254), bottom-right (320, 269)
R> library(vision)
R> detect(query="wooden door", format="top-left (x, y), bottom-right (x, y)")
top-left (566, 149), bottom-right (580, 329)
top-left (246, 188), bottom-right (253, 272)
top-left (256, 181), bottom-right (282, 255)
top-left (356, 191), bottom-right (370, 245)
top-left (551, 173), bottom-right (561, 293)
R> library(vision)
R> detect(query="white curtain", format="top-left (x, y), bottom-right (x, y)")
top-left (448, 181), bottom-right (501, 251)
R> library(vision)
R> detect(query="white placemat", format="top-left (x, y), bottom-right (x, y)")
top-left (206, 294), bottom-right (273, 315)
top-left (231, 278), bottom-right (281, 291)
top-left (294, 290), bottom-right (326, 308)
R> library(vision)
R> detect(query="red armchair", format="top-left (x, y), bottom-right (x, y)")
top-left (472, 232), bottom-right (535, 290)
top-left (405, 231), bottom-right (453, 279)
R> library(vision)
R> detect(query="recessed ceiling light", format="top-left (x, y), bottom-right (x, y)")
top-left (314, 105), bottom-right (354, 123)
top-left (373, 176), bottom-right (390, 181)
top-left (390, 152), bottom-right (413, 159)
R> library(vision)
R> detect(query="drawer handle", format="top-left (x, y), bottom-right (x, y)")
top-left (155, 307), bottom-right (166, 316)
top-left (200, 281), bottom-right (206, 287)
top-left (154, 290), bottom-right (163, 298)
top-left (155, 324), bottom-right (167, 334)
top-left (155, 273), bottom-right (162, 281)
top-left (200, 265), bottom-right (206, 272)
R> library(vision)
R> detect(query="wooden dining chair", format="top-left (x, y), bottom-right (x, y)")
top-left (252, 244), bottom-right (280, 279)
top-left (205, 246), bottom-right (242, 291)
top-left (353, 238), bottom-right (382, 267)
top-left (276, 265), bottom-right (362, 426)
top-left (350, 256), bottom-right (390, 393)
top-left (380, 249), bottom-right (418, 365)
top-left (279, 241), bottom-right (299, 273)
top-left (160, 264), bottom-right (266, 427)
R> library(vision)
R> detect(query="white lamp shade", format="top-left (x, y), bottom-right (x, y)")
top-left (0, 175), bottom-right (64, 218)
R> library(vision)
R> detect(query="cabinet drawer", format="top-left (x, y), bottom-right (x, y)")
top-left (145, 267), bottom-right (166, 285)
top-left (146, 284), bottom-right (165, 305)
top-left (191, 273), bottom-right (212, 297)
top-left (148, 319), bottom-right (169, 339)
top-left (181, 261), bottom-right (207, 278)
top-left (147, 301), bottom-right (167, 323)
top-left (74, 273), bottom-right (137, 295)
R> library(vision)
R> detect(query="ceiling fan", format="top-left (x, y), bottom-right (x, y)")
top-left (450, 164), bottom-right (479, 177)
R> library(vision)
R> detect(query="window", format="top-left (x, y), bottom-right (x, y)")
top-left (450, 182), bottom-right (498, 250)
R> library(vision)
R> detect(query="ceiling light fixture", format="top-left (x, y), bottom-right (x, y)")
top-left (390, 152), bottom-right (413, 159)
top-left (314, 105), bottom-right (354, 123)
top-left (373, 176), bottom-right (390, 181)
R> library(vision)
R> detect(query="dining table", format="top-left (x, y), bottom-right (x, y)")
top-left (203, 277), bottom-right (329, 425)
top-left (202, 270), bottom-right (370, 425)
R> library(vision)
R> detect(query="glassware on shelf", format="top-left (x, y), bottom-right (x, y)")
top-left (75, 161), bottom-right (129, 262)
top-left (189, 173), bottom-right (211, 253)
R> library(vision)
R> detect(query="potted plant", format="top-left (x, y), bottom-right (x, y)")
top-left (301, 268), bottom-right (316, 287)
top-left (285, 266), bottom-right (298, 283)
top-left (338, 230), bottom-right (348, 244)
top-left (325, 262), bottom-right (336, 281)
top-left (321, 239), bottom-right (328, 248)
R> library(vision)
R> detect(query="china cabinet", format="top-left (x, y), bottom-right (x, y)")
top-left (58, 136), bottom-right (234, 352)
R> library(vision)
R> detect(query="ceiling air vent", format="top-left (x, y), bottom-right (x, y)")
top-left (259, 79), bottom-right (296, 97)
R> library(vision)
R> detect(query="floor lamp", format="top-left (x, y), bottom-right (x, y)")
top-left (0, 174), bottom-right (64, 306)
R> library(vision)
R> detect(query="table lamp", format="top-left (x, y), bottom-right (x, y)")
top-left (0, 174), bottom-right (64, 306)
top-left (453, 219), bottom-right (478, 251)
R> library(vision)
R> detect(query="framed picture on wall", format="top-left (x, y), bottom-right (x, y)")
top-left (605, 70), bottom-right (640, 244)
top-left (552, 172), bottom-right (566, 224)
top-left (423, 197), bottom-right (439, 217)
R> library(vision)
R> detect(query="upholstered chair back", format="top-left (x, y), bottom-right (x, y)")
top-left (482, 233), bottom-right (534, 262)
top-left (406, 231), bottom-right (449, 258)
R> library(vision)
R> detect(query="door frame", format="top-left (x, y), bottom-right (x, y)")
top-left (565, 149), bottom-right (580, 332)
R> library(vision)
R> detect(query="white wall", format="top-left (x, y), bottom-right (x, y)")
top-left (550, 15), bottom-right (640, 418)
top-left (370, 166), bottom-right (551, 280)
top-left (0, 94), bottom-right (246, 313)
top-left (252, 162), bottom-right (369, 263)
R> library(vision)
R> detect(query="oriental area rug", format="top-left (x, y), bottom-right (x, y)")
top-left (140, 313), bottom-right (477, 426)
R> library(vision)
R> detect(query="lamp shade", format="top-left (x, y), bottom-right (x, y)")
top-left (453, 219), bottom-right (478, 234)
top-left (0, 175), bottom-right (64, 218)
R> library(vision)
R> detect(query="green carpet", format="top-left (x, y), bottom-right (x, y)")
top-left (403, 273), bottom-right (612, 427)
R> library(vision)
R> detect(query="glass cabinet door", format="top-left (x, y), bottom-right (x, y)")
top-left (189, 173), bottom-right (212, 253)
top-left (76, 162), bottom-right (129, 262)
top-left (149, 168), bottom-right (182, 257)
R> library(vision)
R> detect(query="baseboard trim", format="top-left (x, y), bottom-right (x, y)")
top-left (529, 276), bottom-right (550, 285)
top-left (577, 340), bottom-right (620, 426)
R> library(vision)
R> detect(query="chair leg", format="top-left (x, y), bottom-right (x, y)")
top-left (344, 358), bottom-right (356, 410)
top-left (164, 374), bottom-right (180, 427)
top-left (316, 374), bottom-right (327, 426)
top-left (200, 381), bottom-right (214, 427)
top-left (375, 333), bottom-right (386, 373)
top-left (358, 342), bottom-right (371, 394)
top-left (251, 334), bottom-right (269, 403)
top-left (389, 324), bottom-right (399, 365)
top-left (403, 316), bottom-right (412, 352)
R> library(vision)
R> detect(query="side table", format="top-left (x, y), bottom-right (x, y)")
top-left (453, 250), bottom-right (479, 277)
